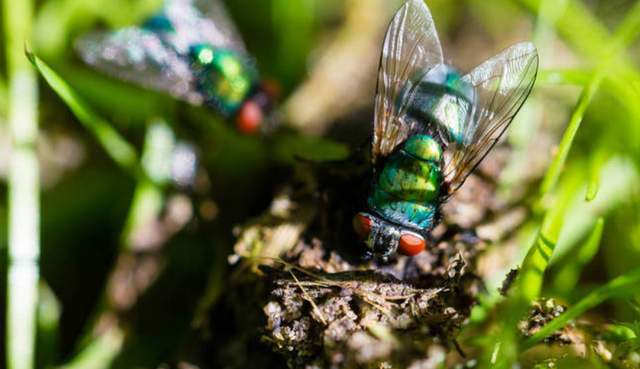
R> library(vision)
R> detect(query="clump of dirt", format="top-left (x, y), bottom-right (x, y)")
top-left (519, 298), bottom-right (576, 345)
top-left (261, 234), bottom-right (483, 368)
top-left (223, 150), bottom-right (521, 368)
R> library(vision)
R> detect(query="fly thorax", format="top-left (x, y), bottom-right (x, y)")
top-left (142, 14), bottom-right (175, 33)
top-left (189, 44), bottom-right (256, 115)
top-left (403, 64), bottom-right (476, 146)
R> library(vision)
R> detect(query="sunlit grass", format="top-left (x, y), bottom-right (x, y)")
top-left (523, 267), bottom-right (640, 350)
top-left (473, 0), bottom-right (640, 367)
top-left (28, 53), bottom-right (140, 176)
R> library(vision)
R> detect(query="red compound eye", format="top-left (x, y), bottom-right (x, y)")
top-left (352, 213), bottom-right (372, 240)
top-left (236, 101), bottom-right (263, 135)
top-left (398, 233), bottom-right (426, 256)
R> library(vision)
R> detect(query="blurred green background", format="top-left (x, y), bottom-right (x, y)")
top-left (1, 0), bottom-right (640, 368)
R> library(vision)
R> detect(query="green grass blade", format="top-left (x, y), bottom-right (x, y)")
top-left (610, 0), bottom-right (640, 47)
top-left (0, 76), bottom-right (7, 116)
top-left (37, 282), bottom-right (61, 368)
top-left (522, 267), bottom-right (640, 350)
top-left (585, 148), bottom-right (608, 202)
top-left (60, 121), bottom-right (172, 369)
top-left (539, 73), bottom-right (604, 196)
top-left (478, 166), bottom-right (581, 368)
top-left (517, 195), bottom-right (569, 301)
top-left (537, 0), bottom-right (640, 196)
top-left (478, 206), bottom-right (567, 368)
top-left (27, 52), bottom-right (141, 176)
top-left (478, 2), bottom-right (640, 367)
top-left (570, 216), bottom-right (604, 267)
top-left (585, 176), bottom-right (600, 203)
top-left (58, 329), bottom-right (124, 369)
top-left (517, 0), bottom-right (640, 64)
top-left (553, 217), bottom-right (605, 294)
top-left (120, 120), bottom-right (171, 248)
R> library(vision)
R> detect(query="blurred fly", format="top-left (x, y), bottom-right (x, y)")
top-left (76, 0), bottom-right (276, 134)
top-left (352, 0), bottom-right (538, 259)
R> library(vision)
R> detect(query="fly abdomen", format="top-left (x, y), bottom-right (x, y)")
top-left (368, 134), bottom-right (443, 230)
top-left (189, 44), bottom-right (257, 116)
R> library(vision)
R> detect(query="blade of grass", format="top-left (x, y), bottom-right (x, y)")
top-left (522, 267), bottom-right (640, 350)
top-left (550, 158), bottom-right (637, 264)
top-left (37, 282), bottom-right (61, 368)
top-left (585, 148), bottom-right (607, 202)
top-left (478, 206), bottom-right (568, 368)
top-left (552, 217), bottom-right (604, 296)
top-left (59, 66), bottom-right (174, 124)
top-left (481, 1), bottom-right (640, 367)
top-left (478, 171), bottom-right (578, 368)
top-left (539, 72), bottom-right (604, 196)
top-left (4, 0), bottom-right (39, 369)
top-left (120, 120), bottom-right (172, 247)
top-left (60, 120), bottom-right (172, 369)
top-left (537, 0), bottom-right (640, 196)
top-left (27, 53), bottom-right (141, 177)
top-left (517, 0), bottom-right (640, 66)
top-left (30, 55), bottom-right (173, 369)
top-left (0, 76), bottom-right (7, 116)
top-left (478, 2), bottom-right (640, 366)
top-left (58, 329), bottom-right (124, 369)
top-left (517, 202), bottom-right (568, 301)
top-left (517, 0), bottom-right (640, 135)
top-left (585, 173), bottom-right (600, 202)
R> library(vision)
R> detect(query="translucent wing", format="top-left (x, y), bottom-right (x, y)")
top-left (372, 0), bottom-right (444, 163)
top-left (444, 42), bottom-right (539, 193)
top-left (162, 0), bottom-right (247, 55)
top-left (76, 28), bottom-right (204, 105)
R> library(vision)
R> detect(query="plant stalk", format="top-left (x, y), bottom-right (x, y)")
top-left (3, 0), bottom-right (39, 368)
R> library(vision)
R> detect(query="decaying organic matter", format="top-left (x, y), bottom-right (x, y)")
top-left (519, 299), bottom-right (576, 346)
top-left (220, 147), bottom-right (535, 368)
top-left (262, 250), bottom-right (478, 368)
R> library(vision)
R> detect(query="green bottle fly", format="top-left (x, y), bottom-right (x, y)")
top-left (76, 0), bottom-right (277, 135)
top-left (353, 0), bottom-right (538, 259)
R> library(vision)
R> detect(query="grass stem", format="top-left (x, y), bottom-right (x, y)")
top-left (521, 267), bottom-right (640, 350)
top-left (3, 0), bottom-right (39, 368)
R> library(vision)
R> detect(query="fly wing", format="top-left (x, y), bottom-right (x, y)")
top-left (163, 0), bottom-right (248, 54)
top-left (443, 42), bottom-right (539, 193)
top-left (76, 28), bottom-right (204, 105)
top-left (372, 0), bottom-right (444, 163)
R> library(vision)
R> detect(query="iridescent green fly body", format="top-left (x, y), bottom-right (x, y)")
top-left (189, 44), bottom-right (256, 115)
top-left (352, 0), bottom-right (539, 260)
top-left (76, 0), bottom-right (275, 134)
